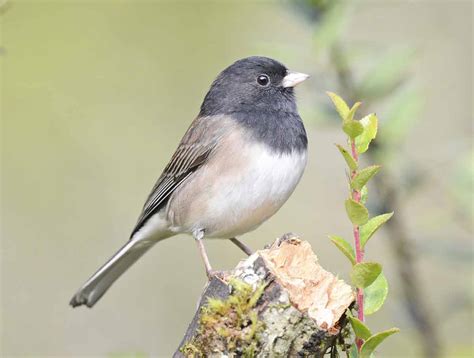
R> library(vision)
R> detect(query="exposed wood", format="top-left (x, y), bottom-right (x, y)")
top-left (174, 234), bottom-right (355, 357)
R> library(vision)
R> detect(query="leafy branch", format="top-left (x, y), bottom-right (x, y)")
top-left (327, 92), bottom-right (398, 356)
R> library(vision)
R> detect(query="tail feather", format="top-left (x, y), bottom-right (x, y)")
top-left (70, 238), bottom-right (156, 308)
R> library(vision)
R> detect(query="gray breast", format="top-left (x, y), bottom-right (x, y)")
top-left (230, 109), bottom-right (308, 154)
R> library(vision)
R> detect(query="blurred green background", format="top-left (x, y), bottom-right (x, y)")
top-left (1, 0), bottom-right (472, 357)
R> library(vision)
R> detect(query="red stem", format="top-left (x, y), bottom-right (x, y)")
top-left (351, 140), bottom-right (359, 162)
top-left (351, 139), bottom-right (365, 351)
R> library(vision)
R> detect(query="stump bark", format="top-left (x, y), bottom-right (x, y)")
top-left (174, 234), bottom-right (355, 357)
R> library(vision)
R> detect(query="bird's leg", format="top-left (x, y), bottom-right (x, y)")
top-left (230, 237), bottom-right (254, 256)
top-left (193, 229), bottom-right (214, 279)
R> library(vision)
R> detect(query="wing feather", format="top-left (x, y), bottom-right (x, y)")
top-left (130, 116), bottom-right (229, 237)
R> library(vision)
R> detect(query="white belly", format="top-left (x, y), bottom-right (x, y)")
top-left (205, 145), bottom-right (306, 237)
top-left (167, 142), bottom-right (307, 238)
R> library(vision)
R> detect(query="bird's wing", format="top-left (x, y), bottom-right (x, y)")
top-left (130, 116), bottom-right (229, 237)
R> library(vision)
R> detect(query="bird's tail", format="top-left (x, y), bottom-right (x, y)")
top-left (70, 238), bottom-right (157, 308)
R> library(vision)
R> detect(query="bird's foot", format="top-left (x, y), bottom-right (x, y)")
top-left (230, 237), bottom-right (254, 256)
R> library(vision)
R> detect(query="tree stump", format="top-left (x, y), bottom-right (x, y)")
top-left (174, 234), bottom-right (355, 357)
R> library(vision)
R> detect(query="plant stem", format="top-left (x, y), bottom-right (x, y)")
top-left (351, 138), bottom-right (365, 351)
top-left (350, 140), bottom-right (359, 162)
top-left (330, 31), bottom-right (441, 357)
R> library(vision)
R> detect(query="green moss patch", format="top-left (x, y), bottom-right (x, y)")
top-left (181, 279), bottom-right (266, 357)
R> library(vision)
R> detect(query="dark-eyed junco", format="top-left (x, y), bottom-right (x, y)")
top-left (70, 56), bottom-right (309, 308)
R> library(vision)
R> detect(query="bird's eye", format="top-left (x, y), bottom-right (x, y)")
top-left (257, 74), bottom-right (270, 87)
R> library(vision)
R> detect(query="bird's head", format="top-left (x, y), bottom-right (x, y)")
top-left (199, 56), bottom-right (309, 116)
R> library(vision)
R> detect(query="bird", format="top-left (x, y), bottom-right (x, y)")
top-left (70, 56), bottom-right (309, 308)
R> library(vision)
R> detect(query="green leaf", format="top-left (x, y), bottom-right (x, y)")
top-left (355, 114), bottom-right (378, 154)
top-left (329, 235), bottom-right (356, 265)
top-left (351, 262), bottom-right (382, 288)
top-left (360, 328), bottom-right (400, 358)
top-left (343, 120), bottom-right (364, 139)
top-left (345, 199), bottom-right (369, 225)
top-left (360, 212), bottom-right (394, 247)
top-left (348, 316), bottom-right (372, 340)
top-left (364, 272), bottom-right (389, 315)
top-left (347, 102), bottom-right (362, 121)
top-left (336, 144), bottom-right (358, 171)
top-left (348, 344), bottom-right (359, 358)
top-left (351, 165), bottom-right (381, 191)
top-left (327, 91), bottom-right (349, 120)
top-left (360, 186), bottom-right (368, 204)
